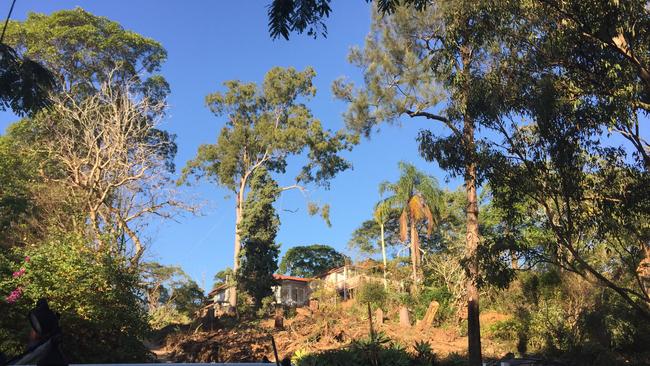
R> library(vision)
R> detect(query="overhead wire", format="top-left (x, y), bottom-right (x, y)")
top-left (1, 0), bottom-right (17, 43)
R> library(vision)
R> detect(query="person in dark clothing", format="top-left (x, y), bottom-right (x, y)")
top-left (2, 299), bottom-right (67, 366)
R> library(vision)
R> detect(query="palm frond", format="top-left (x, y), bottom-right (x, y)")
top-left (267, 0), bottom-right (294, 40)
top-left (0, 43), bottom-right (56, 115)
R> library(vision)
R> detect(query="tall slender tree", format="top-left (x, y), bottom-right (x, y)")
top-left (333, 3), bottom-right (504, 363)
top-left (181, 66), bottom-right (352, 307)
top-left (373, 199), bottom-right (391, 288)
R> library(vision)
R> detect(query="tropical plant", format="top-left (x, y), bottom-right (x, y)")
top-left (379, 162), bottom-right (442, 287)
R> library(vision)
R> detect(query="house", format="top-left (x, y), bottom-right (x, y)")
top-left (207, 273), bottom-right (312, 309)
top-left (314, 259), bottom-right (383, 299)
top-left (272, 274), bottom-right (312, 306)
top-left (207, 283), bottom-right (232, 307)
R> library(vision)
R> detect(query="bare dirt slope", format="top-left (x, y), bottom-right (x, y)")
top-left (157, 304), bottom-right (512, 363)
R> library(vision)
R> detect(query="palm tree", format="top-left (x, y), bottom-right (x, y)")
top-left (380, 162), bottom-right (443, 288)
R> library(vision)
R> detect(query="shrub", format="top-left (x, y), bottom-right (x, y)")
top-left (487, 318), bottom-right (520, 342)
top-left (0, 233), bottom-right (151, 363)
top-left (256, 295), bottom-right (276, 318)
top-left (414, 286), bottom-right (454, 322)
top-left (356, 281), bottom-right (387, 309)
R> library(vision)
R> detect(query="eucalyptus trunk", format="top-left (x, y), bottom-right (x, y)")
top-left (461, 45), bottom-right (482, 366)
top-left (229, 179), bottom-right (247, 308)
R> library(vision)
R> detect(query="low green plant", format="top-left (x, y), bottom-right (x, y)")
top-left (413, 340), bottom-right (437, 364)
top-left (295, 333), bottom-right (437, 366)
top-left (488, 318), bottom-right (520, 342)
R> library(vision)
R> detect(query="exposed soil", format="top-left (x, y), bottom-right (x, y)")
top-left (156, 302), bottom-right (512, 363)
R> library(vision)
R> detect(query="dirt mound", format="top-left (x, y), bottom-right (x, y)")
top-left (163, 325), bottom-right (275, 363)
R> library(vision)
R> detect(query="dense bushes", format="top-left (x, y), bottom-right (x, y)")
top-left (0, 233), bottom-right (151, 363)
top-left (489, 270), bottom-right (650, 365)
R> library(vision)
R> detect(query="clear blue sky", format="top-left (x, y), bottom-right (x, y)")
top-left (0, 0), bottom-right (462, 291)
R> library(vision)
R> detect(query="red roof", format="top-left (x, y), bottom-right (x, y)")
top-left (273, 274), bottom-right (312, 283)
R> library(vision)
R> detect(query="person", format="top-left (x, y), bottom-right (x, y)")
top-left (4, 299), bottom-right (67, 366)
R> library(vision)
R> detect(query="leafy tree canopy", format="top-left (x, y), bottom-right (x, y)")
top-left (181, 66), bottom-right (352, 191)
top-left (5, 7), bottom-right (169, 101)
top-left (279, 244), bottom-right (348, 278)
top-left (212, 267), bottom-right (234, 289)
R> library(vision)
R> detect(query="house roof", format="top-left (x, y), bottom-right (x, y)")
top-left (273, 274), bottom-right (312, 283)
top-left (208, 283), bottom-right (231, 297)
top-left (315, 266), bottom-right (345, 278)
top-left (208, 274), bottom-right (311, 296)
top-left (314, 259), bottom-right (381, 278)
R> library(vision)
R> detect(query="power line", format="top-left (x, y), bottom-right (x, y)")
top-left (1, 0), bottom-right (17, 43)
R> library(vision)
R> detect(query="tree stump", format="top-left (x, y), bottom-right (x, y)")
top-left (206, 307), bottom-right (215, 331)
top-left (399, 306), bottom-right (411, 327)
top-left (309, 299), bottom-right (319, 311)
top-left (274, 307), bottom-right (284, 329)
top-left (375, 308), bottom-right (384, 325)
top-left (420, 300), bottom-right (440, 328)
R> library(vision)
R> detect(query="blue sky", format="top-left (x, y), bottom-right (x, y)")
top-left (0, 1), bottom-right (462, 291)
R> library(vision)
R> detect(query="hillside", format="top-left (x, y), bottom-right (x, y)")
top-left (155, 301), bottom-right (512, 364)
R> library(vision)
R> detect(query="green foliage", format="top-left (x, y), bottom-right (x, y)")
top-left (0, 233), bottom-right (151, 363)
top-left (348, 207), bottom-right (404, 255)
top-left (266, 0), bottom-right (428, 40)
top-left (256, 295), bottom-right (277, 318)
top-left (413, 340), bottom-right (437, 365)
top-left (237, 168), bottom-right (280, 308)
top-left (487, 318), bottom-right (520, 343)
top-left (148, 305), bottom-right (188, 330)
top-left (279, 244), bottom-right (347, 277)
top-left (237, 168), bottom-right (280, 244)
top-left (416, 286), bottom-right (454, 323)
top-left (493, 270), bottom-right (650, 362)
top-left (171, 281), bottom-right (205, 316)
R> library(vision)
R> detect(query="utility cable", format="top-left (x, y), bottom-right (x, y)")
top-left (1, 0), bottom-right (17, 43)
